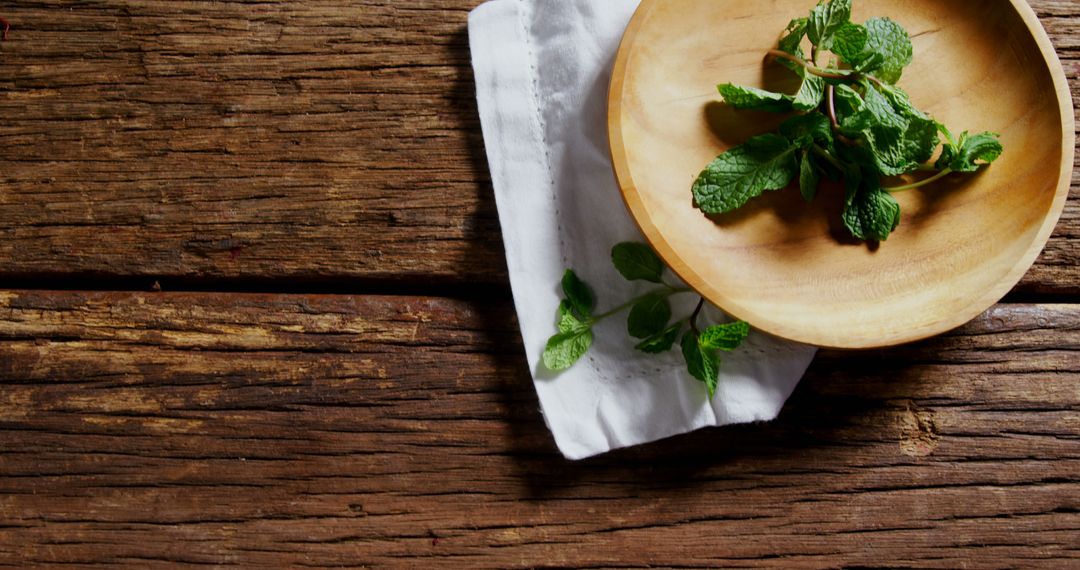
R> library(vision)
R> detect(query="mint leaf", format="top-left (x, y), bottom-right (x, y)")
top-left (635, 322), bottom-right (682, 354)
top-left (939, 131), bottom-right (1004, 173)
top-left (800, 151), bottom-right (821, 201)
top-left (611, 242), bottom-right (664, 283)
top-left (792, 75), bottom-right (826, 111)
top-left (781, 17), bottom-right (807, 55)
top-left (832, 22), bottom-right (885, 78)
top-left (778, 17), bottom-right (809, 75)
top-left (718, 83), bottom-right (791, 113)
top-left (837, 81), bottom-right (899, 132)
top-left (842, 169), bottom-right (901, 241)
top-left (873, 84), bottom-right (938, 165)
top-left (543, 328), bottom-right (593, 371)
top-left (838, 81), bottom-right (927, 176)
top-left (831, 83), bottom-right (864, 120)
top-left (936, 121), bottom-right (957, 147)
top-left (699, 321), bottom-right (751, 351)
top-left (936, 132), bottom-right (958, 170)
top-left (808, 0), bottom-right (852, 50)
top-left (901, 115), bottom-right (939, 166)
top-left (860, 18), bottom-right (912, 84)
top-left (561, 269), bottom-right (594, 317)
top-left (851, 52), bottom-right (887, 75)
top-left (627, 293), bottom-right (672, 339)
top-left (780, 111), bottom-right (833, 149)
top-left (874, 82), bottom-right (926, 120)
top-left (557, 300), bottom-right (590, 334)
top-left (547, 274), bottom-right (597, 370)
top-left (681, 332), bottom-right (720, 398)
top-left (779, 17), bottom-right (809, 57)
top-left (693, 134), bottom-right (799, 215)
top-left (858, 83), bottom-right (914, 175)
top-left (832, 22), bottom-right (868, 64)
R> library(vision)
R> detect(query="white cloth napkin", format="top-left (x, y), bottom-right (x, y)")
top-left (469, 0), bottom-right (818, 460)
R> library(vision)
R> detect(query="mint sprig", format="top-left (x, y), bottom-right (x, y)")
top-left (696, 0), bottom-right (1003, 242)
top-left (542, 242), bottom-right (750, 400)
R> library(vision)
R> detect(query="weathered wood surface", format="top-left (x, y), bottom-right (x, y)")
top-left (0, 1), bottom-right (1077, 293)
top-left (0, 291), bottom-right (1077, 568)
top-left (1, 1), bottom-right (1078, 567)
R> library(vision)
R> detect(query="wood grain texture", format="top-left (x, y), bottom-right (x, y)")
top-left (0, 290), bottom-right (1077, 568)
top-left (0, 0), bottom-right (1076, 294)
top-left (0, 1), bottom-right (1077, 567)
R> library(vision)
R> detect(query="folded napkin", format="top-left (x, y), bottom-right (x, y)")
top-left (469, 0), bottom-right (818, 460)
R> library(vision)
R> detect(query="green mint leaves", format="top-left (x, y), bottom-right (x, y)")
top-left (681, 333), bottom-right (720, 397)
top-left (779, 18), bottom-right (809, 58)
top-left (543, 272), bottom-right (595, 371)
top-left (841, 166), bottom-right (901, 241)
top-left (937, 130), bottom-right (1004, 173)
top-left (635, 322), bottom-right (682, 354)
top-left (808, 0), bottom-right (851, 50)
top-left (693, 134), bottom-right (800, 214)
top-left (699, 321), bottom-right (752, 351)
top-left (859, 18), bottom-right (913, 84)
top-left (682, 322), bottom-right (750, 398)
top-left (628, 293), bottom-right (672, 339)
top-left (792, 75), bottom-right (827, 111)
top-left (561, 269), bottom-right (594, 317)
top-left (697, 0), bottom-right (1002, 243)
top-left (611, 242), bottom-right (665, 283)
top-left (542, 243), bottom-right (750, 400)
top-left (543, 327), bottom-right (593, 372)
top-left (830, 18), bottom-right (913, 84)
top-left (799, 150), bottom-right (821, 201)
top-left (717, 83), bottom-right (792, 113)
top-left (717, 78), bottom-right (826, 114)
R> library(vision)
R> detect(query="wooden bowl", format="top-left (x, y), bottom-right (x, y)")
top-left (608, 0), bottom-right (1074, 349)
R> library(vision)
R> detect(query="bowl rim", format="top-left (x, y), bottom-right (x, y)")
top-left (607, 0), bottom-right (1076, 349)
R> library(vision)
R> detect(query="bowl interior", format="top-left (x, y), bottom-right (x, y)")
top-left (609, 0), bottom-right (1073, 348)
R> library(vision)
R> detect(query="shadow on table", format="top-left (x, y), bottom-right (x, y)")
top-left (486, 341), bottom-right (942, 499)
top-left (447, 24), bottom-right (512, 290)
top-left (448, 23), bottom-right (941, 495)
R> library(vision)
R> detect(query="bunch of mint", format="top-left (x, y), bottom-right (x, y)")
top-left (543, 242), bottom-right (749, 398)
top-left (692, 0), bottom-right (1003, 242)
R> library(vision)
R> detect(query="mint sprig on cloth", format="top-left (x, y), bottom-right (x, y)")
top-left (544, 243), bottom-right (750, 399)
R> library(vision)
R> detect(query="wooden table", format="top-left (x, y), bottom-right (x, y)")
top-left (0, 1), bottom-right (1076, 567)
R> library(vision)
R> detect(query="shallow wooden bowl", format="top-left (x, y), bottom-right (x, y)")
top-left (609, 0), bottom-right (1074, 349)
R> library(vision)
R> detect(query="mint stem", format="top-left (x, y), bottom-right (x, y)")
top-left (885, 168), bottom-right (954, 192)
top-left (827, 84), bottom-right (839, 126)
top-left (768, 49), bottom-right (887, 88)
top-left (810, 144), bottom-right (845, 171)
top-left (591, 287), bottom-right (692, 322)
top-left (688, 298), bottom-right (706, 335)
top-left (825, 85), bottom-right (857, 146)
top-left (767, 49), bottom-right (850, 80)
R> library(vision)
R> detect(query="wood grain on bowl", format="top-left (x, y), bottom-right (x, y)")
top-left (609, 0), bottom-right (1075, 348)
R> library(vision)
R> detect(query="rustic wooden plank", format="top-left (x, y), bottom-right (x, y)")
top-left (0, 290), bottom-right (1076, 568)
top-left (0, 0), bottom-right (500, 285)
top-left (0, 1), bottom-right (1077, 294)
